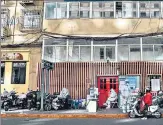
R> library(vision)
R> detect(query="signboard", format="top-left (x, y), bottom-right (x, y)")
top-left (13, 62), bottom-right (26, 68)
top-left (151, 79), bottom-right (160, 91)
top-left (1, 53), bottom-right (23, 60)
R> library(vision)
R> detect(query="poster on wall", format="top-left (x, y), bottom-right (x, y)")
top-left (118, 75), bottom-right (140, 110)
top-left (151, 79), bottom-right (160, 91)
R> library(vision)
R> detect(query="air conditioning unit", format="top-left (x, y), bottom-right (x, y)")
top-left (20, 0), bottom-right (35, 7)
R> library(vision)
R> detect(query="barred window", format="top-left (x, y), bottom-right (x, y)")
top-left (1, 8), bottom-right (9, 27)
top-left (21, 10), bottom-right (41, 29)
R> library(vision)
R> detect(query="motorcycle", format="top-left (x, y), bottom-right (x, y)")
top-left (17, 93), bottom-right (27, 109)
top-left (52, 89), bottom-right (71, 110)
top-left (3, 90), bottom-right (18, 111)
top-left (153, 91), bottom-right (163, 108)
top-left (36, 93), bottom-right (53, 111)
top-left (128, 96), bottom-right (162, 119)
top-left (26, 90), bottom-right (38, 110)
top-left (1, 90), bottom-right (9, 109)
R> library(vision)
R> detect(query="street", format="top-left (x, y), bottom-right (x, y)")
top-left (2, 118), bottom-right (163, 125)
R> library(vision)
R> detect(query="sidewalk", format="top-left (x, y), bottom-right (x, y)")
top-left (1, 108), bottom-right (127, 118)
top-left (1, 108), bottom-right (163, 119)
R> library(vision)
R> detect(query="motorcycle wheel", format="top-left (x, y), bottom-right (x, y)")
top-left (155, 112), bottom-right (162, 119)
top-left (4, 105), bottom-right (9, 111)
top-left (128, 111), bottom-right (136, 118)
top-left (44, 104), bottom-right (52, 111)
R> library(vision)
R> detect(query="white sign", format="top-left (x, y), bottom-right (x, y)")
top-left (151, 79), bottom-right (160, 91)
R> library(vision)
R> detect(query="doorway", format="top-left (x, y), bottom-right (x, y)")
top-left (97, 76), bottom-right (119, 107)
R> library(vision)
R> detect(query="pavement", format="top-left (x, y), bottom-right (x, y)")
top-left (2, 118), bottom-right (163, 125)
top-left (1, 108), bottom-right (163, 119)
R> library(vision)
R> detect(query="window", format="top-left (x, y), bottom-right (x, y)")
top-left (103, 2), bottom-right (114, 18)
top-left (116, 2), bottom-right (122, 18)
top-left (106, 46), bottom-right (115, 60)
top-left (21, 10), bottom-right (42, 30)
top-left (1, 62), bottom-right (5, 84)
top-left (69, 2), bottom-right (79, 18)
top-left (139, 2), bottom-right (150, 18)
top-left (130, 45), bottom-right (141, 61)
top-left (154, 45), bottom-right (163, 61)
top-left (98, 46), bottom-right (115, 61)
top-left (57, 3), bottom-right (67, 19)
top-left (100, 48), bottom-right (104, 59)
top-left (1, 8), bottom-right (9, 27)
top-left (92, 2), bottom-right (103, 18)
top-left (45, 3), bottom-right (57, 19)
top-left (11, 62), bottom-right (26, 84)
top-left (1, 8), bottom-right (9, 39)
top-left (80, 2), bottom-right (90, 18)
top-left (142, 45), bottom-right (154, 60)
top-left (140, 3), bottom-right (145, 8)
top-left (92, 2), bottom-right (114, 18)
top-left (122, 2), bottom-right (137, 18)
top-left (150, 2), bottom-right (160, 18)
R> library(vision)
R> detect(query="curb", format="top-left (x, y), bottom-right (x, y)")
top-left (1, 113), bottom-right (163, 119)
top-left (1, 114), bottom-right (128, 119)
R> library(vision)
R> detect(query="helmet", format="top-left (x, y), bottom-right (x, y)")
top-left (145, 87), bottom-right (151, 93)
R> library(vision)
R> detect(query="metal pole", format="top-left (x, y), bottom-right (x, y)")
top-left (46, 69), bottom-right (49, 94)
top-left (40, 62), bottom-right (44, 111)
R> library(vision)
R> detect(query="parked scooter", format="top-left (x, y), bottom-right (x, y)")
top-left (153, 91), bottom-right (163, 108)
top-left (17, 93), bottom-right (27, 109)
top-left (1, 89), bottom-right (9, 109)
top-left (3, 89), bottom-right (18, 111)
top-left (52, 88), bottom-right (71, 110)
top-left (26, 90), bottom-right (38, 110)
top-left (128, 93), bottom-right (161, 119)
top-left (36, 93), bottom-right (53, 111)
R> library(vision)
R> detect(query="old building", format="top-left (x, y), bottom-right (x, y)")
top-left (40, 1), bottom-right (163, 99)
top-left (1, 0), bottom-right (43, 93)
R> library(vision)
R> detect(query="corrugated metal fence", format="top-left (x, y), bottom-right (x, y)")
top-left (36, 62), bottom-right (163, 99)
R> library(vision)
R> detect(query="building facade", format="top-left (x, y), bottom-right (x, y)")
top-left (40, 1), bottom-right (163, 99)
top-left (1, 0), bottom-right (43, 93)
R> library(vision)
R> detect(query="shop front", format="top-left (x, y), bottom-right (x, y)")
top-left (1, 50), bottom-right (30, 94)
